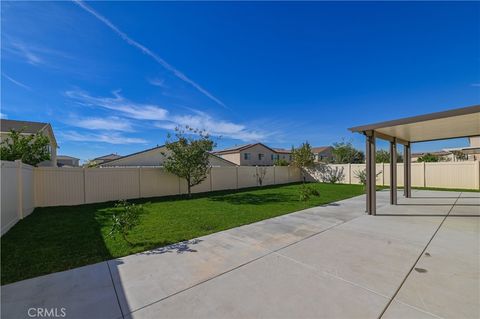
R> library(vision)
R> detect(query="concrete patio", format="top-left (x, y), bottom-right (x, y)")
top-left (2, 190), bottom-right (479, 319)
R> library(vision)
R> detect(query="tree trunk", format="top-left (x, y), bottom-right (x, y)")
top-left (187, 183), bottom-right (192, 198)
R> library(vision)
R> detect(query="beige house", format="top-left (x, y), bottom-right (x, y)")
top-left (100, 145), bottom-right (236, 167)
top-left (214, 143), bottom-right (292, 166)
top-left (92, 153), bottom-right (122, 165)
top-left (412, 136), bottom-right (480, 162)
top-left (0, 119), bottom-right (57, 167)
top-left (57, 155), bottom-right (80, 167)
top-left (311, 146), bottom-right (334, 163)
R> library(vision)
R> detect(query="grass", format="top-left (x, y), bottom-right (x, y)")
top-left (1, 182), bottom-right (365, 285)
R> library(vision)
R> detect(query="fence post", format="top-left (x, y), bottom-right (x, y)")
top-left (83, 168), bottom-right (87, 204)
top-left (236, 166), bottom-right (239, 189)
top-left (209, 168), bottom-right (213, 192)
top-left (15, 160), bottom-right (24, 219)
top-left (475, 161), bottom-right (480, 190)
top-left (273, 166), bottom-right (276, 185)
top-left (138, 167), bottom-right (142, 198)
top-left (348, 163), bottom-right (351, 184)
top-left (422, 162), bottom-right (426, 187)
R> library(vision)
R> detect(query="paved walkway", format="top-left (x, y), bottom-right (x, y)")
top-left (2, 190), bottom-right (479, 319)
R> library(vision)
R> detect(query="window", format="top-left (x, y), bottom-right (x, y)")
top-left (271, 154), bottom-right (279, 160)
top-left (258, 153), bottom-right (265, 160)
top-left (244, 153), bottom-right (251, 160)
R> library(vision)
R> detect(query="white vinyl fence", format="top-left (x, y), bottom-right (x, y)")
top-left (306, 162), bottom-right (480, 190)
top-left (1, 161), bottom-right (35, 235)
top-left (2, 160), bottom-right (479, 236)
top-left (1, 162), bottom-right (302, 235)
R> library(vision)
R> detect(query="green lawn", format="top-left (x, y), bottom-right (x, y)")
top-left (1, 182), bottom-right (365, 285)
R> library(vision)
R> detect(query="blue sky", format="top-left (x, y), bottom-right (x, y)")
top-left (2, 1), bottom-right (479, 162)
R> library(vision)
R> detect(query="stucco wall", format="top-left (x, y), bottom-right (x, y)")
top-left (101, 147), bottom-right (235, 167)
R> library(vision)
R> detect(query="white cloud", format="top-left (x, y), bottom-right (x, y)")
top-left (0, 112), bottom-right (8, 119)
top-left (73, 0), bottom-right (227, 108)
top-left (156, 111), bottom-right (267, 141)
top-left (66, 89), bottom-right (268, 142)
top-left (148, 78), bottom-right (167, 88)
top-left (60, 131), bottom-right (146, 144)
top-left (7, 41), bottom-right (43, 65)
top-left (69, 116), bottom-right (134, 132)
top-left (2, 73), bottom-right (31, 90)
top-left (66, 90), bottom-right (168, 121)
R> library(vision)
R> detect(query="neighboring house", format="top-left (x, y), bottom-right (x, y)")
top-left (214, 143), bottom-right (292, 166)
top-left (411, 151), bottom-right (452, 162)
top-left (92, 153), bottom-right (122, 165)
top-left (311, 146), bottom-right (334, 163)
top-left (444, 136), bottom-right (480, 161)
top-left (57, 155), bottom-right (80, 167)
top-left (0, 119), bottom-right (57, 167)
top-left (99, 145), bottom-right (236, 167)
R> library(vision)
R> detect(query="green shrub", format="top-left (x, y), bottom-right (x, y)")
top-left (299, 184), bottom-right (320, 201)
top-left (109, 200), bottom-right (142, 245)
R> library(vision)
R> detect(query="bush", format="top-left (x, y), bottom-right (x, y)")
top-left (299, 184), bottom-right (320, 201)
top-left (109, 200), bottom-right (142, 245)
top-left (354, 169), bottom-right (381, 191)
top-left (321, 166), bottom-right (345, 184)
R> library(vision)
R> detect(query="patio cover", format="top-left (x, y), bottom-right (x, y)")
top-left (349, 104), bottom-right (480, 215)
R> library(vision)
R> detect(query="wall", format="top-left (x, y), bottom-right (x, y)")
top-left (1, 161), bottom-right (35, 235)
top-left (101, 147), bottom-right (235, 167)
top-left (306, 162), bottom-right (480, 190)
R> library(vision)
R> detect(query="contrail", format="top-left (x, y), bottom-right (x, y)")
top-left (73, 0), bottom-right (227, 109)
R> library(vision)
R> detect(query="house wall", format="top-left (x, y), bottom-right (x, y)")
top-left (218, 153), bottom-right (241, 166)
top-left (239, 144), bottom-right (277, 166)
top-left (101, 147), bottom-right (235, 167)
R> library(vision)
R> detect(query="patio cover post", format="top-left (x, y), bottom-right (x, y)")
top-left (404, 143), bottom-right (412, 198)
top-left (365, 131), bottom-right (376, 215)
top-left (389, 139), bottom-right (397, 205)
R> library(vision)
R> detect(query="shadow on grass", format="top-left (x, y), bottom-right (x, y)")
top-left (208, 193), bottom-right (294, 205)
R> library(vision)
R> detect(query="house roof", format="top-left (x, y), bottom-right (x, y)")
top-left (101, 145), bottom-right (237, 166)
top-left (214, 143), bottom-right (278, 155)
top-left (0, 119), bottom-right (57, 147)
top-left (94, 153), bottom-right (122, 161)
top-left (311, 146), bottom-right (332, 153)
top-left (57, 155), bottom-right (80, 160)
top-left (273, 148), bottom-right (291, 154)
top-left (411, 151), bottom-right (450, 157)
top-left (0, 119), bottom-right (49, 134)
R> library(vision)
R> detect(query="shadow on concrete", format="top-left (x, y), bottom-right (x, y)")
top-left (139, 239), bottom-right (203, 255)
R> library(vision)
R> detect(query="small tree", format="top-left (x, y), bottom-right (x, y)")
top-left (354, 169), bottom-right (381, 191)
top-left (291, 142), bottom-right (315, 182)
top-left (375, 149), bottom-right (403, 163)
top-left (162, 126), bottom-right (215, 197)
top-left (417, 153), bottom-right (440, 162)
top-left (109, 200), bottom-right (142, 245)
top-left (331, 139), bottom-right (364, 164)
top-left (0, 129), bottom-right (51, 166)
top-left (254, 166), bottom-right (268, 186)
